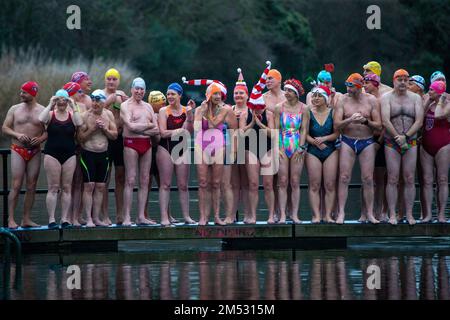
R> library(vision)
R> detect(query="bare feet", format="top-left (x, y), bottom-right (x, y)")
top-left (102, 218), bottom-right (112, 226)
top-left (214, 217), bottom-right (226, 226)
top-left (21, 219), bottom-right (40, 228)
top-left (224, 217), bottom-right (235, 224)
top-left (267, 218), bottom-right (276, 224)
top-left (93, 219), bottom-right (108, 227)
top-left (184, 218), bottom-right (197, 225)
top-left (278, 218), bottom-right (286, 224)
top-left (438, 215), bottom-right (447, 223)
top-left (421, 216), bottom-right (432, 223)
top-left (169, 216), bottom-right (179, 224)
top-left (388, 217), bottom-right (398, 225)
top-left (86, 220), bottom-right (96, 228)
top-left (136, 218), bottom-right (157, 225)
top-left (358, 215), bottom-right (367, 223)
top-left (335, 215), bottom-right (345, 225)
top-left (8, 219), bottom-right (19, 229)
top-left (324, 217), bottom-right (335, 224)
top-left (311, 217), bottom-right (321, 224)
top-left (160, 219), bottom-right (171, 227)
top-left (292, 217), bottom-right (302, 224)
top-left (198, 218), bottom-right (208, 226)
top-left (122, 218), bottom-right (132, 226)
top-left (407, 217), bottom-right (416, 225)
top-left (367, 215), bottom-right (380, 224)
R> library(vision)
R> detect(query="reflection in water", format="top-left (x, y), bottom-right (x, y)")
top-left (1, 250), bottom-right (450, 300)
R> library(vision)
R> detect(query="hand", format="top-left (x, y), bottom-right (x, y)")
top-left (350, 113), bottom-right (362, 123)
top-left (200, 100), bottom-right (208, 113)
top-left (105, 94), bottom-right (116, 106)
top-left (96, 119), bottom-right (105, 129)
top-left (17, 134), bottom-right (31, 144)
top-left (294, 149), bottom-right (305, 162)
top-left (314, 137), bottom-right (326, 146)
top-left (29, 137), bottom-right (41, 146)
top-left (317, 143), bottom-right (327, 150)
top-left (50, 96), bottom-right (58, 109)
top-left (394, 135), bottom-right (406, 146)
top-left (439, 94), bottom-right (447, 104)
top-left (187, 99), bottom-right (196, 112)
top-left (117, 93), bottom-right (129, 102)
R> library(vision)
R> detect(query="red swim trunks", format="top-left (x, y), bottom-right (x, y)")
top-left (11, 143), bottom-right (40, 162)
top-left (123, 137), bottom-right (152, 156)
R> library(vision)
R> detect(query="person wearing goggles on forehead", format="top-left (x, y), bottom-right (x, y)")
top-left (307, 70), bottom-right (343, 109)
top-left (77, 89), bottom-right (118, 227)
top-left (39, 89), bottom-right (83, 228)
top-left (334, 73), bottom-right (382, 225)
top-left (71, 71), bottom-right (93, 110)
top-left (362, 61), bottom-right (392, 96)
top-left (102, 68), bottom-right (129, 226)
top-left (381, 69), bottom-right (424, 225)
top-left (2, 81), bottom-right (47, 229)
top-left (120, 78), bottom-right (159, 226)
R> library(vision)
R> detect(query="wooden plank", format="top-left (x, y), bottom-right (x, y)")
top-left (62, 222), bottom-right (292, 241)
top-left (294, 221), bottom-right (450, 237)
top-left (8, 227), bottom-right (60, 244)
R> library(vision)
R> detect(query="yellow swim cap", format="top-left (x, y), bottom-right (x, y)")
top-left (148, 91), bottom-right (166, 105)
top-left (363, 61), bottom-right (381, 77)
top-left (105, 68), bottom-right (120, 80)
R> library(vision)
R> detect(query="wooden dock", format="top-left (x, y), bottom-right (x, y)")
top-left (2, 220), bottom-right (449, 252)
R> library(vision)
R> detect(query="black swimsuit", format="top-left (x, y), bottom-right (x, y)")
top-left (244, 110), bottom-right (272, 157)
top-left (44, 112), bottom-right (76, 164)
top-left (159, 107), bottom-right (187, 156)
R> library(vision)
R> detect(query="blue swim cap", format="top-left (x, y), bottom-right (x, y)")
top-left (132, 77), bottom-right (146, 90)
top-left (91, 89), bottom-right (107, 102)
top-left (409, 75), bottom-right (425, 91)
top-left (167, 82), bottom-right (183, 96)
top-left (317, 70), bottom-right (332, 84)
top-left (430, 71), bottom-right (445, 84)
top-left (55, 89), bottom-right (69, 99)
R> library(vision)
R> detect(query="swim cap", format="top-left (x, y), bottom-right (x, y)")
top-left (430, 71), bottom-right (446, 84)
top-left (393, 69), bottom-right (409, 81)
top-left (364, 73), bottom-right (380, 87)
top-left (105, 68), bottom-right (120, 80)
top-left (91, 89), bottom-right (107, 102)
top-left (132, 77), bottom-right (146, 90)
top-left (55, 89), bottom-right (69, 99)
top-left (363, 61), bottom-right (382, 76)
top-left (167, 83), bottom-right (183, 96)
top-left (268, 69), bottom-right (282, 82)
top-left (317, 70), bottom-right (332, 84)
top-left (284, 78), bottom-right (304, 98)
top-left (149, 91), bottom-right (166, 105)
top-left (311, 85), bottom-right (330, 103)
top-left (21, 81), bottom-right (39, 97)
top-left (345, 73), bottom-right (364, 88)
top-left (206, 83), bottom-right (223, 101)
top-left (63, 82), bottom-right (81, 97)
top-left (71, 71), bottom-right (89, 84)
top-left (429, 81), bottom-right (446, 95)
top-left (409, 75), bottom-right (425, 91)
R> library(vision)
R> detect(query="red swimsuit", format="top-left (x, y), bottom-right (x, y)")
top-left (422, 108), bottom-right (450, 156)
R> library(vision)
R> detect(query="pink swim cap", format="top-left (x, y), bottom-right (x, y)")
top-left (429, 81), bottom-right (446, 95)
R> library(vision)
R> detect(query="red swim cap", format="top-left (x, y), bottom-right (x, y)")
top-left (63, 82), bottom-right (81, 97)
top-left (21, 81), bottom-right (39, 97)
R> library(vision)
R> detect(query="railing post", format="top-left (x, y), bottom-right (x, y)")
top-left (2, 152), bottom-right (8, 228)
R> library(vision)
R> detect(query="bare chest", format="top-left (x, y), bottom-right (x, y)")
top-left (390, 97), bottom-right (415, 118)
top-left (343, 99), bottom-right (371, 118)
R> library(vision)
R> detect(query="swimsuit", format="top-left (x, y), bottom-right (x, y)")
top-left (108, 133), bottom-right (124, 166)
top-left (341, 135), bottom-right (375, 155)
top-left (195, 118), bottom-right (225, 157)
top-left (384, 136), bottom-right (417, 155)
top-left (79, 149), bottom-right (110, 183)
top-left (307, 109), bottom-right (336, 163)
top-left (159, 107), bottom-right (187, 156)
top-left (43, 112), bottom-right (76, 165)
top-left (279, 106), bottom-right (302, 158)
top-left (11, 144), bottom-right (40, 162)
top-left (422, 108), bottom-right (450, 157)
top-left (244, 110), bottom-right (272, 158)
top-left (123, 137), bottom-right (152, 156)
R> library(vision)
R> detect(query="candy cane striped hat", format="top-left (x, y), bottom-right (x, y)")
top-left (247, 61), bottom-right (271, 110)
top-left (181, 77), bottom-right (227, 101)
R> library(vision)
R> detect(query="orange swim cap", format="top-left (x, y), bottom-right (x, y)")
top-left (268, 69), bottom-right (282, 82)
top-left (345, 73), bottom-right (364, 88)
top-left (393, 69), bottom-right (409, 81)
top-left (206, 83), bottom-right (222, 101)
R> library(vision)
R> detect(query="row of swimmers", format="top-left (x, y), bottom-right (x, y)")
top-left (1, 60), bottom-right (449, 229)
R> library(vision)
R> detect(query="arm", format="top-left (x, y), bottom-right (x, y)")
top-left (102, 111), bottom-right (118, 140)
top-left (207, 107), bottom-right (228, 128)
top-left (435, 95), bottom-right (450, 119)
top-left (158, 108), bottom-right (173, 138)
top-left (380, 94), bottom-right (399, 138)
top-left (38, 98), bottom-right (56, 125)
top-left (333, 97), bottom-right (353, 130)
top-left (142, 108), bottom-right (159, 136)
top-left (2, 106), bottom-right (29, 142)
top-left (367, 96), bottom-right (383, 131)
top-left (182, 100), bottom-right (195, 133)
top-left (120, 102), bottom-right (153, 133)
top-left (299, 107), bottom-right (309, 147)
top-left (68, 99), bottom-right (83, 126)
top-left (77, 114), bottom-right (96, 143)
top-left (404, 94), bottom-right (424, 138)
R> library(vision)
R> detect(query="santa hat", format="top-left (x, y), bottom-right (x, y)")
top-left (181, 77), bottom-right (227, 101)
top-left (310, 85), bottom-right (331, 103)
top-left (235, 68), bottom-right (248, 94)
top-left (247, 61), bottom-right (271, 110)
